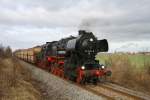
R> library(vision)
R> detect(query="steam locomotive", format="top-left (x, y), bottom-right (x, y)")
top-left (15, 30), bottom-right (111, 84)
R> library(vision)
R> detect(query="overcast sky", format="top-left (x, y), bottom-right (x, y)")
top-left (0, 0), bottom-right (150, 52)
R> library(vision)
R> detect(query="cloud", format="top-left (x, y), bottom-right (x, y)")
top-left (110, 41), bottom-right (150, 52)
top-left (0, 0), bottom-right (150, 52)
top-left (0, 25), bottom-right (78, 50)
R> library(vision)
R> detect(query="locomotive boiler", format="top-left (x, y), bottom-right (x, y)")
top-left (15, 30), bottom-right (111, 84)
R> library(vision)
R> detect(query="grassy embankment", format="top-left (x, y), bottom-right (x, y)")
top-left (96, 53), bottom-right (150, 94)
top-left (0, 46), bottom-right (42, 100)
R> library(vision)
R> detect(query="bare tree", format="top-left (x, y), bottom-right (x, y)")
top-left (5, 46), bottom-right (12, 57)
top-left (0, 44), bottom-right (12, 58)
top-left (0, 44), bottom-right (5, 58)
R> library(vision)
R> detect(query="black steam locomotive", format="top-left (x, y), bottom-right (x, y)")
top-left (36, 30), bottom-right (111, 84)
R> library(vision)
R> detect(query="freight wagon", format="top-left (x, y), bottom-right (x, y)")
top-left (15, 46), bottom-right (41, 63)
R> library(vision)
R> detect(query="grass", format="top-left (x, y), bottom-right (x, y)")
top-left (96, 53), bottom-right (150, 94)
top-left (0, 57), bottom-right (42, 100)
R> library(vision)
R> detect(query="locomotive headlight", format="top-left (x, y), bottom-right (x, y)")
top-left (90, 38), bottom-right (93, 42)
top-left (81, 66), bottom-right (85, 70)
top-left (101, 65), bottom-right (105, 69)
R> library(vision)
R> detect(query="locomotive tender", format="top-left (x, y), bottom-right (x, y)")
top-left (15, 30), bottom-right (111, 84)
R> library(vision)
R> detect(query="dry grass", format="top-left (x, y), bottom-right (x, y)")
top-left (105, 54), bottom-right (150, 94)
top-left (0, 57), bottom-right (42, 100)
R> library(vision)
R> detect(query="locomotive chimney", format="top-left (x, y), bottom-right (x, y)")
top-left (46, 42), bottom-right (51, 44)
top-left (79, 30), bottom-right (87, 35)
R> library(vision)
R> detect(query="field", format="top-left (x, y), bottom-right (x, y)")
top-left (97, 53), bottom-right (150, 68)
top-left (96, 53), bottom-right (150, 94)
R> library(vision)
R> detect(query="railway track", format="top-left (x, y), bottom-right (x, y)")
top-left (83, 82), bottom-right (150, 100)
top-left (65, 78), bottom-right (150, 100)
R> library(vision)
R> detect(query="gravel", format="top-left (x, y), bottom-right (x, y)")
top-left (20, 60), bottom-right (106, 100)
